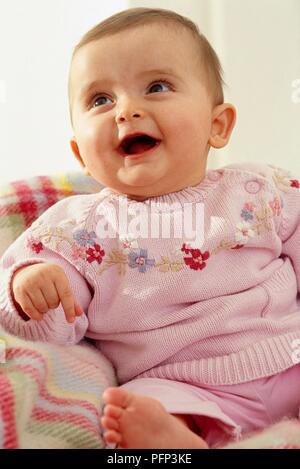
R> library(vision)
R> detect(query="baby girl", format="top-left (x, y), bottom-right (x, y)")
top-left (1, 8), bottom-right (300, 449)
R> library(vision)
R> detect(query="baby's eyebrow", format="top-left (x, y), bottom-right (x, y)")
top-left (79, 80), bottom-right (103, 101)
top-left (138, 68), bottom-right (178, 78)
top-left (137, 68), bottom-right (183, 85)
top-left (79, 68), bottom-right (181, 100)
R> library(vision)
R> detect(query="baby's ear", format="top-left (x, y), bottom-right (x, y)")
top-left (208, 103), bottom-right (236, 149)
top-left (70, 138), bottom-right (91, 176)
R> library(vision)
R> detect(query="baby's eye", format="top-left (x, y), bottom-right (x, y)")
top-left (92, 95), bottom-right (113, 108)
top-left (147, 81), bottom-right (172, 94)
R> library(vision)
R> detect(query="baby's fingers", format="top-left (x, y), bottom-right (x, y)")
top-left (74, 302), bottom-right (84, 317)
top-left (20, 294), bottom-right (44, 321)
top-left (54, 278), bottom-right (76, 323)
top-left (28, 289), bottom-right (49, 314)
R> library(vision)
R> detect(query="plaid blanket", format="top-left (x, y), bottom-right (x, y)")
top-left (0, 172), bottom-right (102, 257)
top-left (1, 325), bottom-right (299, 449)
top-left (0, 172), bottom-right (300, 448)
top-left (0, 326), bottom-right (116, 448)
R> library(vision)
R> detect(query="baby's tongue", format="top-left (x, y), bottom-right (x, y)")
top-left (128, 141), bottom-right (155, 155)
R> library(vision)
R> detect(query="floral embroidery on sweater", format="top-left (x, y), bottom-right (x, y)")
top-left (181, 244), bottom-right (210, 271)
top-left (28, 219), bottom-right (106, 268)
top-left (268, 165), bottom-right (300, 193)
top-left (156, 256), bottom-right (184, 273)
top-left (26, 167), bottom-right (297, 275)
top-left (86, 244), bottom-right (105, 264)
top-left (211, 197), bottom-right (276, 255)
top-left (27, 237), bottom-right (44, 254)
top-left (73, 229), bottom-right (97, 247)
top-left (98, 249), bottom-right (128, 275)
top-left (128, 249), bottom-right (155, 273)
top-left (290, 179), bottom-right (300, 189)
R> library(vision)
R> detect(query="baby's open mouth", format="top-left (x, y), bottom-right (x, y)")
top-left (118, 134), bottom-right (161, 156)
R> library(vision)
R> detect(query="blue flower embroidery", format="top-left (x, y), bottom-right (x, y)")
top-left (241, 208), bottom-right (254, 221)
top-left (73, 229), bottom-right (97, 246)
top-left (128, 249), bottom-right (155, 273)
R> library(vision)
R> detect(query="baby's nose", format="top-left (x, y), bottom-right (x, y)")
top-left (115, 108), bottom-right (145, 124)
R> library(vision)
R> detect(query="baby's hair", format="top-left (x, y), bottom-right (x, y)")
top-left (68, 7), bottom-right (225, 125)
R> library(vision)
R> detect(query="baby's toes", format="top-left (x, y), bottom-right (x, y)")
top-left (103, 428), bottom-right (122, 445)
top-left (101, 415), bottom-right (119, 431)
top-left (103, 387), bottom-right (131, 408)
top-left (103, 403), bottom-right (123, 419)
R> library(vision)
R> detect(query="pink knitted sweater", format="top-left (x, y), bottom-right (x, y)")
top-left (0, 162), bottom-right (300, 386)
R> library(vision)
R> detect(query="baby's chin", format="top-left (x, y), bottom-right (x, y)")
top-left (116, 166), bottom-right (167, 199)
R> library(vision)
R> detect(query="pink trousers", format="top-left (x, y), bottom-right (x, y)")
top-left (122, 363), bottom-right (300, 448)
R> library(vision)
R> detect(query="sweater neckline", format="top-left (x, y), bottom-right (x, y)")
top-left (99, 169), bottom-right (225, 209)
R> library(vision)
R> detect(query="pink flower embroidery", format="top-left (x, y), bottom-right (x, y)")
top-left (119, 234), bottom-right (138, 254)
top-left (136, 257), bottom-right (145, 265)
top-left (86, 243), bottom-right (105, 264)
top-left (269, 197), bottom-right (281, 216)
top-left (244, 202), bottom-right (256, 211)
top-left (71, 244), bottom-right (87, 262)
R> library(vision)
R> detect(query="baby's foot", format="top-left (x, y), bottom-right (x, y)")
top-left (101, 387), bottom-right (209, 449)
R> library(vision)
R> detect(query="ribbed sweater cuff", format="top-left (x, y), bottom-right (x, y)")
top-left (0, 260), bottom-right (88, 344)
top-left (139, 332), bottom-right (300, 385)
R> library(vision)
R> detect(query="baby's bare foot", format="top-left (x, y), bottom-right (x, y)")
top-left (101, 387), bottom-right (209, 449)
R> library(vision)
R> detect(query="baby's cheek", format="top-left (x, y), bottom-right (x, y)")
top-left (86, 122), bottom-right (112, 155)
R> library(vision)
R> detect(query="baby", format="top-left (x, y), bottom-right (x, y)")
top-left (1, 7), bottom-right (300, 449)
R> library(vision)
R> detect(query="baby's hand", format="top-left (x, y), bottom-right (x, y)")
top-left (11, 263), bottom-right (84, 323)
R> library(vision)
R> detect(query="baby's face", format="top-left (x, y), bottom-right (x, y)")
top-left (69, 24), bottom-right (215, 200)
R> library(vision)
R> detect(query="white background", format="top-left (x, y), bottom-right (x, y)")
top-left (0, 0), bottom-right (127, 184)
top-left (0, 0), bottom-right (299, 185)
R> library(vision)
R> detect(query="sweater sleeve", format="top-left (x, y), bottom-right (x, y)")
top-left (223, 162), bottom-right (300, 292)
top-left (274, 166), bottom-right (300, 293)
top-left (0, 194), bottom-right (97, 345)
